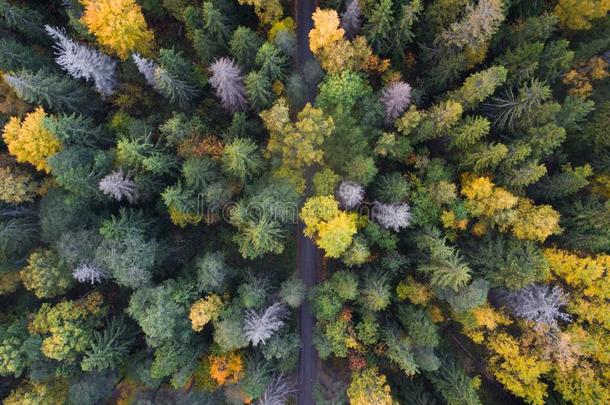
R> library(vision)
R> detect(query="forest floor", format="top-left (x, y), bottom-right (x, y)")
top-left (295, 0), bottom-right (321, 404)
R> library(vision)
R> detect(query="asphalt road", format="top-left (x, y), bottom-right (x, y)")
top-left (295, 0), bottom-right (321, 404)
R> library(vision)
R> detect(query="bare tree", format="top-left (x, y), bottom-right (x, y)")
top-left (438, 0), bottom-right (505, 50)
top-left (341, 0), bottom-right (362, 40)
top-left (73, 263), bottom-right (107, 285)
top-left (244, 302), bottom-right (287, 347)
top-left (372, 201), bottom-right (412, 231)
top-left (132, 53), bottom-right (158, 86)
top-left (257, 374), bottom-right (297, 405)
top-left (380, 81), bottom-right (412, 123)
top-left (99, 170), bottom-right (140, 203)
top-left (45, 25), bottom-right (117, 97)
top-left (336, 181), bottom-right (364, 209)
top-left (502, 284), bottom-right (571, 331)
top-left (209, 57), bottom-right (248, 112)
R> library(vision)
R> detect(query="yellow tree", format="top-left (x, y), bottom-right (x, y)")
top-left (262, 99), bottom-right (334, 192)
top-left (189, 294), bottom-right (224, 332)
top-left (81, 0), bottom-right (154, 59)
top-left (347, 367), bottom-right (394, 405)
top-left (2, 107), bottom-right (61, 173)
top-left (238, 0), bottom-right (283, 26)
top-left (208, 352), bottom-right (244, 385)
top-left (300, 196), bottom-right (358, 258)
top-left (553, 0), bottom-right (610, 30)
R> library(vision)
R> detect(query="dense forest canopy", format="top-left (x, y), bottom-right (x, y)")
top-left (0, 0), bottom-right (609, 404)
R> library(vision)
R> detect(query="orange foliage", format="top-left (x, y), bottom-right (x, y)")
top-left (208, 352), bottom-right (244, 385)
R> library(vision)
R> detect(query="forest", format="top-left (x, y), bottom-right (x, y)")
top-left (0, 0), bottom-right (609, 404)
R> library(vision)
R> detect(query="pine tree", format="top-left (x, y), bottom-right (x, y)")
top-left (81, 316), bottom-right (134, 372)
top-left (154, 48), bottom-right (201, 109)
top-left (417, 230), bottom-right (472, 292)
top-left (486, 79), bottom-right (551, 129)
top-left (363, 0), bottom-right (394, 55)
top-left (230, 26), bottom-right (264, 70)
top-left (449, 66), bottom-right (507, 112)
top-left (245, 71), bottom-right (274, 111)
top-left (132, 53), bottom-right (157, 86)
top-left (209, 57), bottom-right (248, 112)
top-left (0, 0), bottom-right (45, 40)
top-left (221, 137), bottom-right (264, 180)
top-left (438, 0), bottom-right (505, 50)
top-left (380, 81), bottom-right (412, 123)
top-left (256, 42), bottom-right (288, 82)
top-left (3, 70), bottom-right (101, 114)
top-left (0, 38), bottom-right (49, 72)
top-left (201, 1), bottom-right (230, 45)
top-left (45, 25), bottom-right (118, 97)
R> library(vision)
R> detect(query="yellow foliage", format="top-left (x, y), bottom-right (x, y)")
top-left (268, 17), bottom-right (295, 41)
top-left (472, 304), bottom-right (512, 331)
top-left (309, 8), bottom-right (345, 54)
top-left (563, 57), bottom-right (609, 98)
top-left (461, 174), bottom-right (518, 217)
top-left (0, 270), bottom-right (20, 296)
top-left (208, 352), bottom-right (244, 385)
top-left (81, 0), bottom-right (154, 59)
top-left (544, 249), bottom-right (610, 298)
top-left (300, 196), bottom-right (340, 236)
top-left (316, 211), bottom-right (358, 258)
top-left (347, 367), bottom-right (394, 405)
top-left (510, 200), bottom-right (561, 242)
top-left (553, 361), bottom-right (610, 405)
top-left (396, 276), bottom-right (432, 305)
top-left (4, 379), bottom-right (67, 405)
top-left (168, 205), bottom-right (203, 227)
top-left (189, 294), bottom-right (224, 332)
top-left (2, 108), bottom-right (61, 173)
top-left (0, 166), bottom-right (38, 204)
top-left (487, 333), bottom-right (551, 405)
top-left (553, 0), bottom-right (610, 30)
top-left (238, 0), bottom-right (283, 26)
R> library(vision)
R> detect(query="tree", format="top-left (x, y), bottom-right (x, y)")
top-left (73, 263), bottom-right (107, 285)
top-left (45, 25), bottom-right (118, 97)
top-left (486, 79), bottom-right (551, 129)
top-left (256, 42), bottom-right (288, 82)
top-left (195, 251), bottom-right (231, 293)
top-left (153, 48), bottom-right (201, 109)
top-left (502, 284), bottom-right (571, 331)
top-left (553, 0), bottom-right (610, 30)
top-left (0, 0), bottom-right (45, 40)
top-left (336, 181), bottom-right (364, 209)
top-left (449, 66), bottom-right (507, 111)
top-left (189, 294), bottom-right (224, 332)
top-left (98, 169), bottom-right (140, 203)
top-left (3, 70), bottom-right (101, 114)
top-left (383, 327), bottom-right (419, 375)
top-left (438, 0), bottom-right (505, 51)
top-left (341, 0), bottom-right (362, 39)
top-left (427, 356), bottom-right (482, 405)
top-left (209, 57), bottom-right (248, 112)
top-left (132, 53), bottom-right (157, 86)
top-left (380, 81), bottom-right (412, 123)
top-left (81, 0), bottom-right (154, 59)
top-left (245, 70), bottom-right (274, 111)
top-left (374, 172), bottom-right (409, 203)
top-left (363, 0), bottom-right (394, 55)
top-left (19, 249), bottom-right (73, 299)
top-left (2, 108), bottom-right (60, 173)
top-left (417, 230), bottom-right (472, 291)
top-left (237, 0), bottom-right (283, 26)
top-left (258, 374), bottom-right (297, 405)
top-left (262, 100), bottom-right (334, 191)
top-left (347, 367), bottom-right (394, 405)
top-left (0, 165), bottom-right (38, 204)
top-left (222, 137), bottom-right (263, 181)
top-left (81, 316), bottom-right (134, 372)
top-left (209, 352), bottom-right (244, 385)
top-left (372, 202), bottom-right (411, 231)
top-left (29, 292), bottom-right (105, 362)
top-left (230, 26), bottom-right (264, 70)
top-left (244, 302), bottom-right (287, 346)
top-left (360, 273), bottom-right (391, 311)
top-left (279, 275), bottom-right (306, 308)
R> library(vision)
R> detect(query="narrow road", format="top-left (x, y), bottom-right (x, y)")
top-left (295, 0), bottom-right (321, 404)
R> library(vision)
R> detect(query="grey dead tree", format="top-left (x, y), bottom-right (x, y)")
top-left (502, 284), bottom-right (571, 331)
top-left (99, 169), bottom-right (140, 203)
top-left (45, 25), bottom-right (117, 97)
top-left (341, 0), bottom-right (362, 40)
top-left (380, 81), bottom-right (412, 123)
top-left (372, 201), bottom-right (412, 231)
top-left (336, 181), bottom-right (364, 210)
top-left (209, 57), bottom-right (248, 112)
top-left (244, 302), bottom-right (287, 347)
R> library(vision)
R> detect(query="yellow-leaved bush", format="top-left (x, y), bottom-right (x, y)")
top-left (189, 294), bottom-right (224, 332)
top-left (2, 107), bottom-right (61, 173)
top-left (81, 0), bottom-right (154, 59)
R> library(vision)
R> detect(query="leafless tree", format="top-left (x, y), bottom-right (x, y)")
top-left (502, 284), bottom-right (571, 331)
top-left (132, 53), bottom-right (158, 86)
top-left (372, 201), bottom-right (412, 231)
top-left (257, 374), bottom-right (297, 405)
top-left (99, 169), bottom-right (140, 203)
top-left (336, 181), bottom-right (364, 209)
top-left (341, 0), bottom-right (362, 40)
top-left (45, 25), bottom-right (117, 97)
top-left (73, 263), bottom-right (107, 285)
top-left (209, 57), bottom-right (248, 112)
top-left (380, 81), bottom-right (412, 123)
top-left (244, 302), bottom-right (287, 347)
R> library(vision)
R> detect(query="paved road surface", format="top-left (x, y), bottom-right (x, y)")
top-left (295, 0), bottom-right (320, 404)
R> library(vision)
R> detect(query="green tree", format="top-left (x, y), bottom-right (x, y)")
top-left (20, 249), bottom-right (73, 299)
top-left (222, 137), bottom-right (264, 181)
top-left (230, 26), bottom-right (264, 70)
top-left (245, 70), bottom-right (274, 111)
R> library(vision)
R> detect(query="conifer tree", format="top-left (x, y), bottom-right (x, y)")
top-left (45, 25), bottom-right (118, 97)
top-left (209, 57), bottom-right (248, 112)
top-left (341, 0), bottom-right (362, 40)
